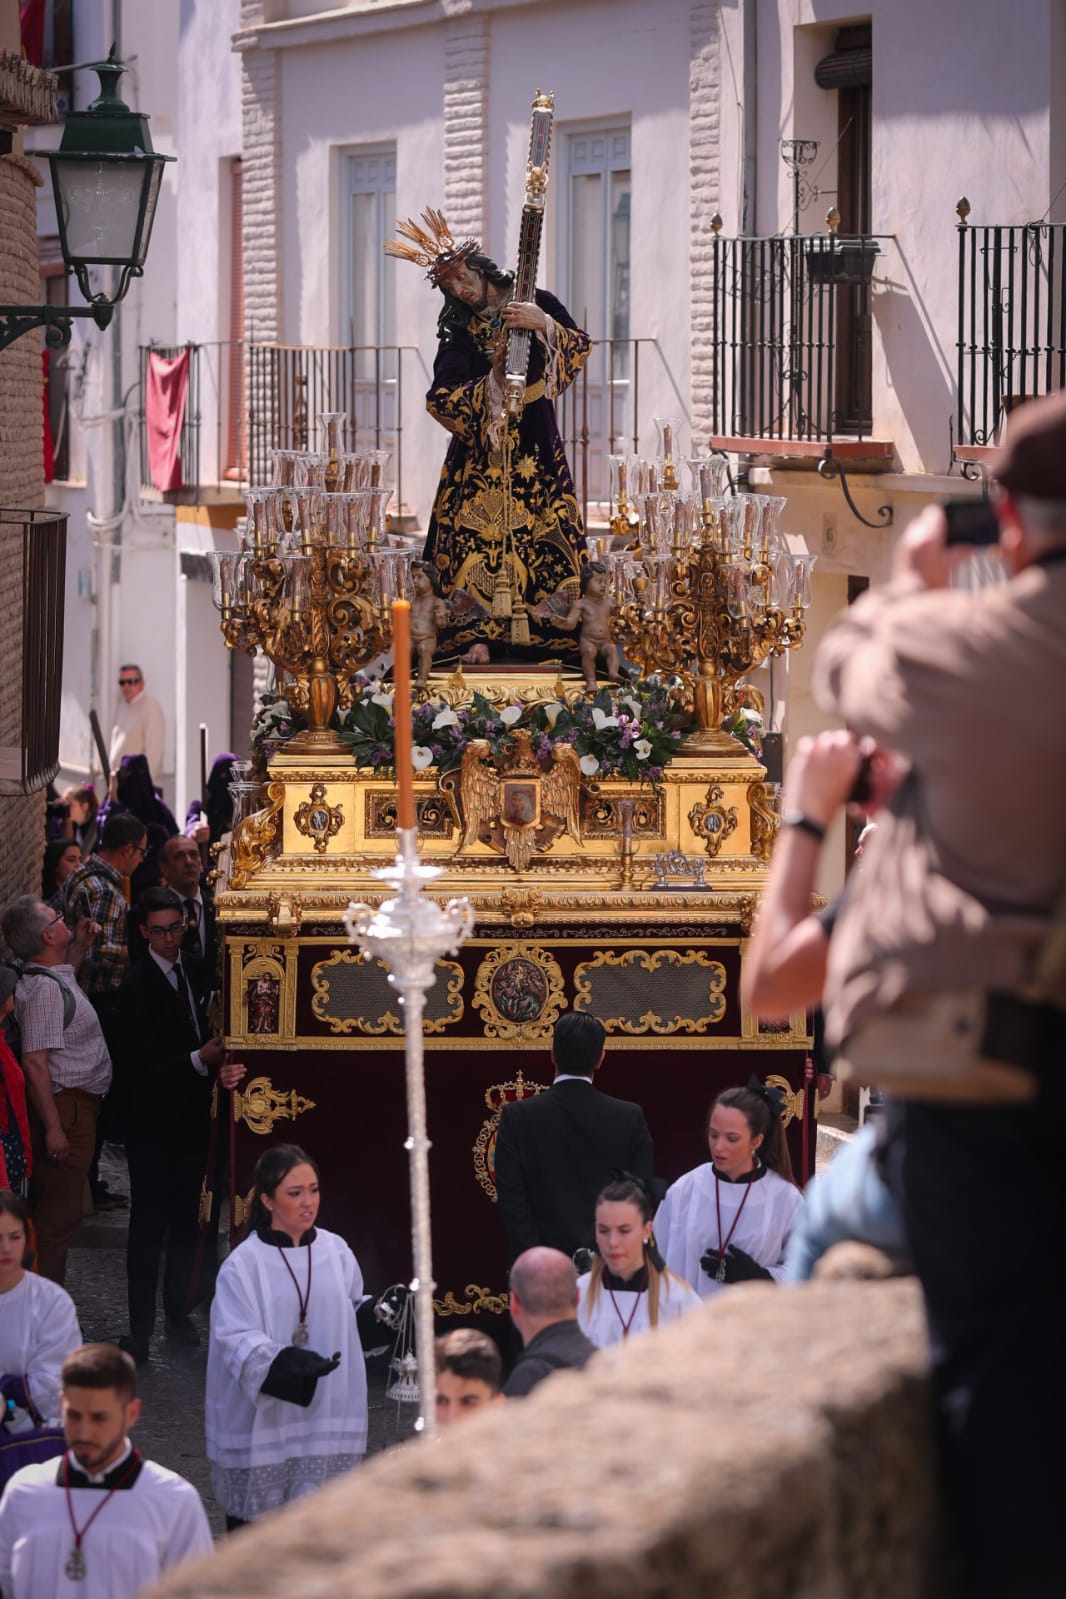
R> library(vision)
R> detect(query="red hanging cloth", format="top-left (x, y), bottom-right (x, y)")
top-left (145, 348), bottom-right (190, 492)
top-left (19, 0), bottom-right (47, 67)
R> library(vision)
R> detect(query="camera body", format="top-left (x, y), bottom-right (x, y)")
top-left (943, 499), bottom-right (1000, 548)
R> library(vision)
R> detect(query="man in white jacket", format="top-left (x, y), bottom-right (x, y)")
top-left (109, 665), bottom-right (164, 783)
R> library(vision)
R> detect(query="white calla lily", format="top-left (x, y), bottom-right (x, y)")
top-left (500, 705), bottom-right (523, 726)
top-left (579, 753), bottom-right (600, 776)
top-left (542, 701), bottom-right (564, 727)
top-left (634, 738), bottom-right (653, 760)
top-left (591, 708), bottom-right (619, 730)
top-left (432, 708), bottom-right (461, 730)
top-left (412, 746), bottom-right (435, 769)
top-left (371, 691), bottom-right (394, 713)
top-left (620, 696), bottom-right (642, 719)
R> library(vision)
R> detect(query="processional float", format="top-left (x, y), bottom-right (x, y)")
top-left (207, 92), bottom-right (817, 1431)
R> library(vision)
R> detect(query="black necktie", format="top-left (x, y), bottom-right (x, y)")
top-left (182, 899), bottom-right (203, 959)
top-left (173, 962), bottom-right (201, 1039)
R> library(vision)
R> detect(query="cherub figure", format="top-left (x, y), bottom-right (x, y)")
top-left (535, 560), bottom-right (620, 691)
top-left (408, 561), bottom-right (489, 689)
top-left (410, 562), bottom-right (450, 690)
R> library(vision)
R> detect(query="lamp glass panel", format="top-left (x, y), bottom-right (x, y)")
top-left (55, 158), bottom-right (146, 262)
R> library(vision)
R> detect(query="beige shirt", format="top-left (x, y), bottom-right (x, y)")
top-left (110, 687), bottom-right (165, 780)
top-left (813, 559), bottom-right (1066, 1045)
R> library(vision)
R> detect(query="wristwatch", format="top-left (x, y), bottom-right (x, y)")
top-left (781, 811), bottom-right (827, 843)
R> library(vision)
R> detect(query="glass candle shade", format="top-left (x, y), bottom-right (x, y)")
top-left (294, 491), bottom-right (328, 551)
top-left (690, 455), bottom-right (729, 502)
top-left (299, 454), bottom-right (330, 490)
top-left (753, 495), bottom-right (788, 562)
top-left (279, 553), bottom-right (312, 617)
top-left (318, 411), bottom-right (348, 457)
top-left (654, 415), bottom-right (682, 462)
top-left (270, 449), bottom-right (303, 489)
top-left (339, 453), bottom-right (370, 491)
top-left (244, 489), bottom-right (279, 553)
top-left (367, 449), bottom-right (391, 488)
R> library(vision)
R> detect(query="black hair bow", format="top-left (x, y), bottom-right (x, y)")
top-left (746, 1074), bottom-right (787, 1119)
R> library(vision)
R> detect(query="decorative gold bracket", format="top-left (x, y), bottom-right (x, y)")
top-left (233, 1075), bottom-right (316, 1136)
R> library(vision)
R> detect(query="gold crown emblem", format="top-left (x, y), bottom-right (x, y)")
top-left (384, 207), bottom-right (480, 285)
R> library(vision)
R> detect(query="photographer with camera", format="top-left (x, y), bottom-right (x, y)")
top-left (812, 390), bottom-right (1066, 1598)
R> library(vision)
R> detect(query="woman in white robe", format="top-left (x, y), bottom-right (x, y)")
top-left (0, 1189), bottom-right (81, 1437)
top-left (655, 1081), bottom-right (803, 1299)
top-left (577, 1175), bottom-right (701, 1348)
top-left (205, 1146), bottom-right (367, 1527)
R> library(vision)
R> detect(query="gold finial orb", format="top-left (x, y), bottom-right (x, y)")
top-left (956, 196), bottom-right (971, 225)
top-left (710, 212), bottom-right (723, 235)
top-left (826, 207), bottom-right (841, 235)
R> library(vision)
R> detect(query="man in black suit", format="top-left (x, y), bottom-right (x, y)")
top-left (128, 835), bottom-right (218, 973)
top-left (116, 888), bottom-right (243, 1362)
top-left (494, 1013), bottom-right (654, 1265)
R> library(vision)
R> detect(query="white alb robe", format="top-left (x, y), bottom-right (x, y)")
top-left (576, 1269), bottom-right (702, 1348)
top-left (205, 1228), bottom-right (368, 1521)
top-left (0, 1273), bottom-right (82, 1425)
top-left (654, 1163), bottom-right (802, 1298)
top-left (0, 1455), bottom-right (212, 1599)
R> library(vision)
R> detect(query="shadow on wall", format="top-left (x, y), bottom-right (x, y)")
top-left (875, 277), bottom-right (955, 474)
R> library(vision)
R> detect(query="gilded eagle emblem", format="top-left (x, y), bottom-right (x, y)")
top-left (455, 730), bottom-right (583, 872)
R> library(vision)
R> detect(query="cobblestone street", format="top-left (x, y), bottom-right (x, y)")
top-left (64, 1149), bottom-right (418, 1537)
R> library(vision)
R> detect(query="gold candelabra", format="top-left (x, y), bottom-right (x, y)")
top-left (611, 465), bottom-right (815, 750)
top-left (210, 414), bottom-right (408, 754)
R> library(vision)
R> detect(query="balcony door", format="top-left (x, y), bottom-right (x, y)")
top-left (340, 147), bottom-right (398, 454)
top-left (559, 125), bottom-right (631, 501)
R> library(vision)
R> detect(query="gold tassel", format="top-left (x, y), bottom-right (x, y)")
top-left (493, 575), bottom-right (513, 618)
top-left (511, 608), bottom-right (530, 646)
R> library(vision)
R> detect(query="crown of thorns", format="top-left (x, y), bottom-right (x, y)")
top-left (384, 208), bottom-right (480, 286)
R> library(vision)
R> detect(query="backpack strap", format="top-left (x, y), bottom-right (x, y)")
top-left (17, 967), bottom-right (77, 1030)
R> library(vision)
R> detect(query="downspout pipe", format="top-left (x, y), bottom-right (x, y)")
top-left (741, 0), bottom-right (757, 234)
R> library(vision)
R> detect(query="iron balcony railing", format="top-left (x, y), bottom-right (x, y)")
top-left (138, 343), bottom-right (202, 496)
top-left (0, 508), bottom-right (68, 795)
top-left (707, 230), bottom-right (883, 446)
top-left (246, 342), bottom-right (415, 503)
top-left (956, 213), bottom-right (1066, 455)
top-left (555, 336), bottom-right (660, 525)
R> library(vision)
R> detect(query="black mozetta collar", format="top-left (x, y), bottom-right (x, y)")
top-left (712, 1161), bottom-right (767, 1186)
top-left (257, 1225), bottom-right (318, 1248)
top-left (57, 1448), bottom-right (143, 1492)
top-left (602, 1265), bottom-right (649, 1293)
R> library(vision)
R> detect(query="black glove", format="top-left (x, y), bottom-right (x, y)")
top-left (700, 1247), bottom-right (725, 1281)
top-left (720, 1246), bottom-right (772, 1283)
top-left (260, 1346), bottom-right (342, 1408)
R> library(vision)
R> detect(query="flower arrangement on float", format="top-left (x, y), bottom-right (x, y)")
top-left (336, 677), bottom-right (693, 786)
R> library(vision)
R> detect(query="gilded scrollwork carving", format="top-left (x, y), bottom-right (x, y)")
top-left (364, 791), bottom-right (455, 840)
top-left (747, 781), bottom-right (780, 862)
top-left (432, 1284), bottom-right (511, 1318)
top-left (472, 1069), bottom-right (549, 1201)
top-left (765, 1073), bottom-right (805, 1129)
top-left (233, 1075), bottom-right (317, 1136)
top-left (229, 781), bottom-right (285, 889)
top-left (471, 943), bottom-right (566, 1040)
top-left (583, 790), bottom-right (666, 839)
top-left (310, 948), bottom-right (464, 1035)
top-left (573, 948), bottom-right (726, 1034)
top-left (499, 888), bottom-right (543, 928)
top-left (688, 782), bottom-right (739, 858)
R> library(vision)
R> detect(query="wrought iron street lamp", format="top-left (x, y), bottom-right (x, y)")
top-left (0, 48), bottom-right (173, 353)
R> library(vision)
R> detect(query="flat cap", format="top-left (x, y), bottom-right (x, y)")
top-left (991, 388), bottom-right (1066, 500)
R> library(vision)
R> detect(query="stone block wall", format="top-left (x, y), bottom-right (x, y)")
top-left (151, 1279), bottom-right (941, 1599)
top-left (0, 148), bottom-right (47, 909)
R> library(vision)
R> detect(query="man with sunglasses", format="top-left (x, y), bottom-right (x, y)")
top-left (108, 665), bottom-right (165, 787)
top-left (115, 888), bottom-right (244, 1363)
top-left (0, 897), bottom-right (111, 1284)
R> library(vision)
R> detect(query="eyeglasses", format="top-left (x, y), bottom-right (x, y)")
top-left (46, 910), bottom-right (66, 930)
top-left (130, 843), bottom-right (147, 859)
top-left (118, 677), bottom-right (142, 687)
top-left (146, 920), bottom-right (186, 939)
